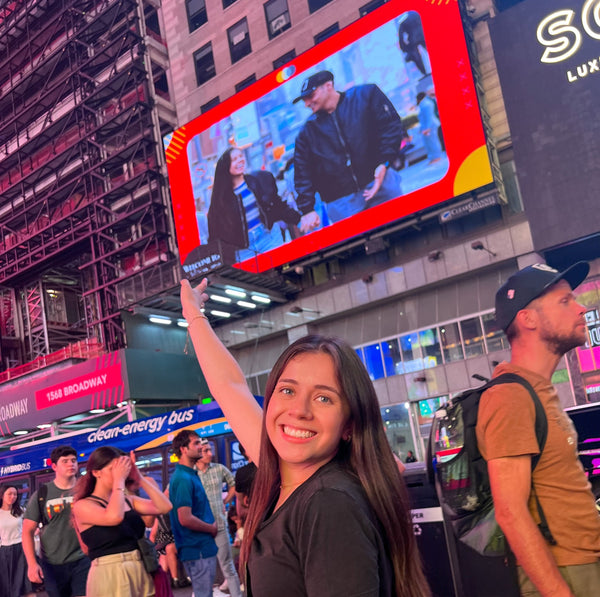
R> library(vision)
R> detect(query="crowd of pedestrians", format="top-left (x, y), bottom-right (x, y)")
top-left (0, 435), bottom-right (252, 597)
top-left (1, 261), bottom-right (598, 597)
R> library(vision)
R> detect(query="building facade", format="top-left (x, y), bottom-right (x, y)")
top-left (0, 0), bottom-right (178, 368)
top-left (0, 0), bottom-right (599, 466)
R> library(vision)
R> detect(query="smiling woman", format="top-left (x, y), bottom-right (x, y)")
top-left (206, 147), bottom-right (301, 263)
top-left (180, 277), bottom-right (430, 597)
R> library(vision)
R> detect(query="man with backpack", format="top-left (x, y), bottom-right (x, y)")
top-left (22, 446), bottom-right (90, 597)
top-left (476, 262), bottom-right (600, 596)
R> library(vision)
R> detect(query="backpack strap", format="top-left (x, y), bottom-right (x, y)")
top-left (37, 483), bottom-right (48, 526)
top-left (483, 373), bottom-right (556, 545)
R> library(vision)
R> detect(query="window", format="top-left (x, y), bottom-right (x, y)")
top-left (419, 328), bottom-right (442, 367)
top-left (222, 0), bottom-right (238, 7)
top-left (382, 403), bottom-right (418, 462)
top-left (264, 0), bottom-right (291, 39)
top-left (200, 96), bottom-right (220, 114)
top-left (416, 396), bottom-right (448, 444)
top-left (235, 74), bottom-right (256, 93)
top-left (257, 372), bottom-right (269, 395)
top-left (460, 317), bottom-right (485, 358)
top-left (273, 49), bottom-right (296, 70)
top-left (440, 322), bottom-right (464, 363)
top-left (381, 339), bottom-right (401, 376)
top-left (308, 0), bottom-right (334, 13)
top-left (314, 22), bottom-right (339, 45)
top-left (399, 333), bottom-right (422, 373)
top-left (355, 347), bottom-right (365, 366)
top-left (363, 343), bottom-right (385, 380)
top-left (186, 0), bottom-right (207, 33)
top-left (228, 18), bottom-right (252, 64)
top-left (359, 0), bottom-right (387, 17)
top-left (135, 450), bottom-right (166, 494)
top-left (194, 43), bottom-right (216, 86)
top-left (482, 312), bottom-right (509, 352)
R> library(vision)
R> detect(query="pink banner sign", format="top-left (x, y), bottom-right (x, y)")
top-left (35, 362), bottom-right (124, 410)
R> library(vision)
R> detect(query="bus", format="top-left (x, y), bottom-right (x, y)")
top-left (0, 400), bottom-right (252, 508)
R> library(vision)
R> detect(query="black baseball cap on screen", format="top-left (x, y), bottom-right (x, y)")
top-left (494, 262), bottom-right (589, 332)
top-left (292, 70), bottom-right (334, 103)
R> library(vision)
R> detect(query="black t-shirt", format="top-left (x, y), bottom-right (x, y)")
top-left (247, 460), bottom-right (393, 597)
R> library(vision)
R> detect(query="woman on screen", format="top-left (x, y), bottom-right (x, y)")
top-left (207, 147), bottom-right (301, 262)
top-left (180, 278), bottom-right (431, 597)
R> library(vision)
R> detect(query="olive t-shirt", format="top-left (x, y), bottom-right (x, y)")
top-left (476, 362), bottom-right (600, 566)
top-left (24, 481), bottom-right (85, 565)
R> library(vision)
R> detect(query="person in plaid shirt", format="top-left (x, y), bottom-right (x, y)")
top-left (196, 440), bottom-right (242, 597)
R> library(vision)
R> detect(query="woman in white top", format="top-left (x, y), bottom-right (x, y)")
top-left (0, 484), bottom-right (34, 597)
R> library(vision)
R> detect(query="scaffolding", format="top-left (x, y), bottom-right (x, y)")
top-left (0, 0), bottom-right (177, 366)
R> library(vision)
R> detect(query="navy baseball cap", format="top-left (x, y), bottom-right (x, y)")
top-left (292, 70), bottom-right (334, 103)
top-left (495, 262), bottom-right (589, 331)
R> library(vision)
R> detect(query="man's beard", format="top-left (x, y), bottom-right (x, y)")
top-left (540, 326), bottom-right (586, 356)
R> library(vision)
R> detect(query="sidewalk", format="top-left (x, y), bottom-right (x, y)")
top-left (39, 586), bottom-right (229, 596)
top-left (174, 588), bottom-right (230, 597)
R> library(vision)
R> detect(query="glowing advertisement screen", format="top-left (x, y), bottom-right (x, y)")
top-left (490, 0), bottom-right (600, 252)
top-left (165, 0), bottom-right (493, 275)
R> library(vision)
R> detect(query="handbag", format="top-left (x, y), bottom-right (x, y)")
top-left (137, 536), bottom-right (160, 574)
top-left (152, 566), bottom-right (174, 597)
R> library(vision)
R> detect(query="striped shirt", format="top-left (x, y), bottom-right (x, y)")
top-left (234, 180), bottom-right (261, 235)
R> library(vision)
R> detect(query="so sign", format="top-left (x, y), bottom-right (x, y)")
top-left (537, 0), bottom-right (600, 81)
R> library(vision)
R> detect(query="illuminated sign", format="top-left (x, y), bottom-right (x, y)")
top-left (537, 0), bottom-right (600, 78)
top-left (36, 362), bottom-right (123, 410)
top-left (0, 352), bottom-right (127, 437)
top-left (490, 0), bottom-right (600, 253)
top-left (438, 193), bottom-right (499, 223)
top-left (585, 308), bottom-right (600, 347)
top-left (165, 0), bottom-right (492, 274)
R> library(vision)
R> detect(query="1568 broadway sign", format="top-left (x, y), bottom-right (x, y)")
top-left (537, 0), bottom-right (600, 82)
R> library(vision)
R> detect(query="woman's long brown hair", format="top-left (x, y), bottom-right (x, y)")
top-left (240, 335), bottom-right (430, 597)
top-left (73, 446), bottom-right (122, 501)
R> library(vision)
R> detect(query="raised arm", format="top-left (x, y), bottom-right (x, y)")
top-left (127, 451), bottom-right (172, 515)
top-left (72, 456), bottom-right (132, 529)
top-left (181, 278), bottom-right (262, 463)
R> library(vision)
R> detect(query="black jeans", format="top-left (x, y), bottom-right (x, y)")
top-left (41, 556), bottom-right (90, 597)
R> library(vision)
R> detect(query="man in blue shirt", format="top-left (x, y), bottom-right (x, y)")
top-left (169, 429), bottom-right (218, 597)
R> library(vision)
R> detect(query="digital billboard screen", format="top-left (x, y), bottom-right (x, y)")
top-left (489, 0), bottom-right (600, 253)
top-left (164, 0), bottom-right (493, 276)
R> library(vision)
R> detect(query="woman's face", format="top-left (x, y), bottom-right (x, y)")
top-left (2, 487), bottom-right (17, 507)
top-left (265, 352), bottom-right (350, 480)
top-left (228, 149), bottom-right (245, 177)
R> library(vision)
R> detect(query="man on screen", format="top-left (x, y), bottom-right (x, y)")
top-left (292, 70), bottom-right (406, 233)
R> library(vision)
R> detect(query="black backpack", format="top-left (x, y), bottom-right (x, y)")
top-left (428, 372), bottom-right (555, 556)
